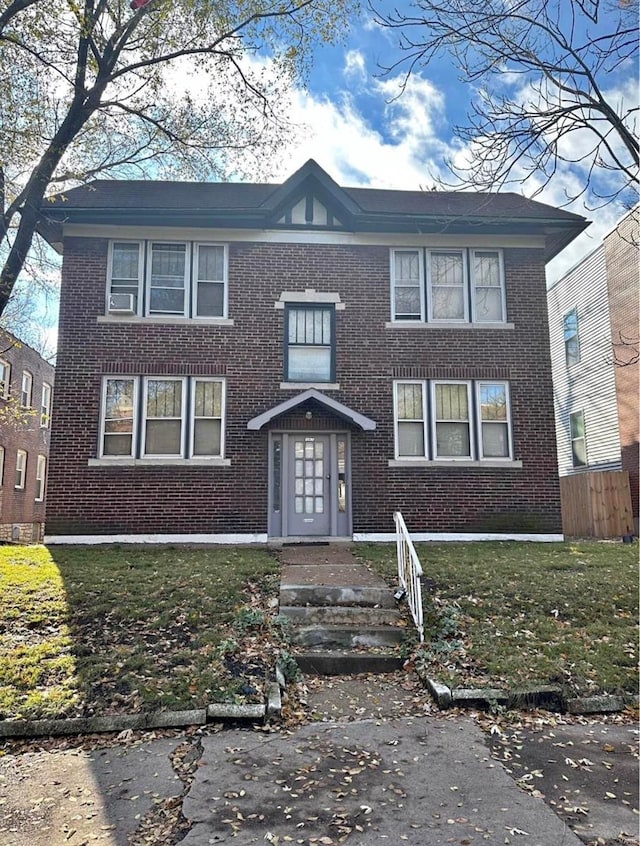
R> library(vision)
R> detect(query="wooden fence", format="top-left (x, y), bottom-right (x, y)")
top-left (560, 470), bottom-right (634, 538)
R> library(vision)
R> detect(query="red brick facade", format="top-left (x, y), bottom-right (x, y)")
top-left (0, 332), bottom-right (54, 542)
top-left (604, 211), bottom-right (640, 530)
top-left (46, 236), bottom-right (563, 538)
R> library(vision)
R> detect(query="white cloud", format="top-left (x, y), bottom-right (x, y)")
top-left (344, 49), bottom-right (367, 82)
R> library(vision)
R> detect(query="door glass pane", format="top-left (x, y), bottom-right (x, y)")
top-left (305, 496), bottom-right (314, 513)
top-left (315, 440), bottom-right (324, 458)
top-left (304, 441), bottom-right (314, 458)
top-left (315, 459), bottom-right (323, 476)
top-left (295, 478), bottom-right (304, 495)
top-left (295, 459), bottom-right (303, 476)
top-left (315, 497), bottom-right (324, 513)
top-left (337, 438), bottom-right (346, 513)
top-left (305, 460), bottom-right (314, 476)
top-left (295, 442), bottom-right (304, 458)
top-left (272, 439), bottom-right (281, 512)
top-left (305, 478), bottom-right (314, 495)
top-left (315, 478), bottom-right (323, 495)
top-left (295, 497), bottom-right (304, 513)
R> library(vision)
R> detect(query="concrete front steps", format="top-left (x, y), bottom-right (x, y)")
top-left (278, 550), bottom-right (408, 675)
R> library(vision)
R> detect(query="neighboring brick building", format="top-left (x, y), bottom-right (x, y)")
top-left (547, 206), bottom-right (639, 534)
top-left (39, 160), bottom-right (587, 543)
top-left (0, 331), bottom-right (54, 542)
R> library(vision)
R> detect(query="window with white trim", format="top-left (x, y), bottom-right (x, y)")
top-left (100, 376), bottom-right (225, 459)
top-left (21, 371), bottom-right (32, 407)
top-left (0, 359), bottom-right (10, 398)
top-left (569, 410), bottom-right (587, 467)
top-left (107, 241), bottom-right (228, 318)
top-left (563, 308), bottom-right (580, 365)
top-left (15, 449), bottom-right (27, 489)
top-left (35, 454), bottom-right (46, 501)
top-left (0, 446), bottom-right (4, 485)
top-left (391, 248), bottom-right (506, 324)
top-left (285, 304), bottom-right (335, 382)
top-left (41, 382), bottom-right (52, 428)
top-left (394, 379), bottom-right (513, 461)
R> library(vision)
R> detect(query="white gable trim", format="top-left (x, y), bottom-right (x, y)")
top-left (247, 389), bottom-right (376, 431)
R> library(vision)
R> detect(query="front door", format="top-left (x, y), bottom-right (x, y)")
top-left (288, 435), bottom-right (331, 536)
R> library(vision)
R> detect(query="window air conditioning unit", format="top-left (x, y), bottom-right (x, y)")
top-left (108, 293), bottom-right (135, 315)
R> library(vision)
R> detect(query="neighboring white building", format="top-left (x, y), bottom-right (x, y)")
top-left (547, 240), bottom-right (622, 477)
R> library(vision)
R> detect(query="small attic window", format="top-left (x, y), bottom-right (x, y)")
top-left (276, 193), bottom-right (342, 228)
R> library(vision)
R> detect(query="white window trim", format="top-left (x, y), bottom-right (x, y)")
top-left (189, 377), bottom-right (226, 459)
top-left (431, 380), bottom-right (474, 460)
top-left (475, 381), bottom-right (513, 461)
top-left (99, 377), bottom-right (139, 459)
top-left (0, 359), bottom-right (10, 399)
top-left (41, 382), bottom-right (52, 428)
top-left (107, 240), bottom-right (144, 316)
top-left (0, 445), bottom-right (4, 485)
top-left (192, 243), bottom-right (229, 319)
top-left (427, 249), bottom-right (469, 324)
top-left (569, 408), bottom-right (587, 468)
top-left (35, 454), bottom-right (46, 501)
top-left (21, 370), bottom-right (33, 408)
top-left (393, 380), bottom-right (428, 460)
top-left (15, 449), bottom-right (27, 489)
top-left (146, 242), bottom-right (190, 318)
top-left (563, 307), bottom-right (580, 366)
top-left (142, 376), bottom-right (186, 458)
top-left (470, 249), bottom-right (507, 324)
top-left (390, 248), bottom-right (425, 322)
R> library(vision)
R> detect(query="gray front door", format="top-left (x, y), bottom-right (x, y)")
top-left (288, 435), bottom-right (331, 536)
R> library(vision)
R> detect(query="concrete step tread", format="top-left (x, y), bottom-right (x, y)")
top-left (279, 606), bottom-right (403, 625)
top-left (280, 586), bottom-right (397, 609)
top-left (292, 651), bottom-right (405, 675)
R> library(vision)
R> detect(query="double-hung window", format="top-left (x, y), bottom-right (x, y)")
top-left (100, 376), bottom-right (225, 460)
top-left (0, 446), bottom-right (4, 485)
top-left (394, 379), bottom-right (513, 462)
top-left (0, 360), bottom-right (10, 398)
top-left (35, 455), bottom-right (46, 501)
top-left (285, 305), bottom-right (335, 383)
top-left (107, 241), bottom-right (228, 319)
top-left (21, 371), bottom-right (32, 407)
top-left (391, 248), bottom-right (506, 324)
top-left (15, 449), bottom-right (27, 489)
top-left (569, 410), bottom-right (587, 467)
top-left (41, 383), bottom-right (52, 428)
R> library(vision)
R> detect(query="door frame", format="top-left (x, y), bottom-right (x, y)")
top-left (267, 430), bottom-right (352, 540)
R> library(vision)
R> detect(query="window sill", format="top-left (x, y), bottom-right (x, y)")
top-left (280, 382), bottom-right (340, 390)
top-left (388, 459), bottom-right (523, 469)
top-left (97, 316), bottom-right (234, 326)
top-left (385, 321), bottom-right (514, 330)
top-left (88, 458), bottom-right (231, 467)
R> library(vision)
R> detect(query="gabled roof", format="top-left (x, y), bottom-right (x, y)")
top-left (247, 389), bottom-right (377, 431)
top-left (38, 159), bottom-right (589, 262)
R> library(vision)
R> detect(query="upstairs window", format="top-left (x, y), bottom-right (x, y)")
top-left (0, 359), bottom-right (10, 398)
top-left (563, 308), bottom-right (580, 365)
top-left (107, 241), bottom-right (228, 319)
top-left (391, 248), bottom-right (506, 324)
top-left (41, 382), bottom-right (52, 428)
top-left (21, 371), bottom-right (32, 407)
top-left (285, 305), bottom-right (335, 383)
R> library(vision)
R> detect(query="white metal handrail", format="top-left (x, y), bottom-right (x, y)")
top-left (394, 511), bottom-right (424, 642)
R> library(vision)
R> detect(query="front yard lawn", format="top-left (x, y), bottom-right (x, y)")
top-left (0, 545), bottom-right (282, 720)
top-left (358, 541), bottom-right (638, 697)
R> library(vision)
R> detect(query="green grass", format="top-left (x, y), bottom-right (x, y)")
top-left (0, 545), bottom-right (280, 720)
top-left (357, 541), bottom-right (639, 697)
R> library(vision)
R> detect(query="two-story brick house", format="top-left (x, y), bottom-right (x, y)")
top-left (0, 331), bottom-right (54, 542)
top-left (39, 160), bottom-right (587, 543)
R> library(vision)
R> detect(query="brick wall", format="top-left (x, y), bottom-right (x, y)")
top-left (604, 211), bottom-right (639, 529)
top-left (0, 332), bottom-right (54, 542)
top-left (46, 237), bottom-right (562, 536)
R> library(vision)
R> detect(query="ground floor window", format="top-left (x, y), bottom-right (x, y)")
top-left (569, 409), bottom-right (587, 467)
top-left (393, 379), bottom-right (513, 461)
top-left (99, 376), bottom-right (225, 459)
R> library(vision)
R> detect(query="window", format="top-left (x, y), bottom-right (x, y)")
top-left (570, 410), bottom-right (587, 467)
top-left (41, 382), bottom-right (52, 427)
top-left (564, 308), bottom-right (580, 365)
top-left (107, 240), bottom-right (228, 318)
top-left (393, 379), bottom-right (513, 462)
top-left (100, 376), bottom-right (225, 459)
top-left (0, 446), bottom-right (4, 485)
top-left (35, 455), bottom-right (46, 501)
top-left (21, 371), bottom-right (32, 407)
top-left (15, 449), bottom-right (27, 489)
top-left (285, 305), bottom-right (335, 382)
top-left (0, 360), bottom-right (9, 398)
top-left (391, 248), bottom-right (506, 324)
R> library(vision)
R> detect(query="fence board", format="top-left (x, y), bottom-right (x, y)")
top-left (560, 471), bottom-right (634, 538)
